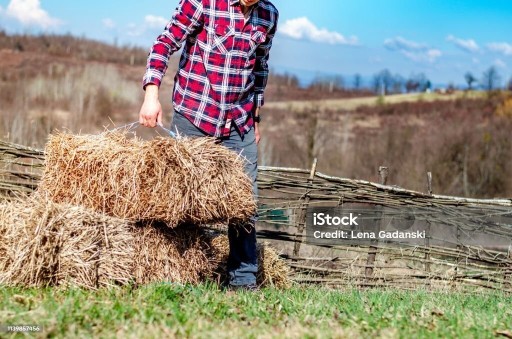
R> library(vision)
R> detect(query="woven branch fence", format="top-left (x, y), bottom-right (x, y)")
top-left (1, 140), bottom-right (512, 292)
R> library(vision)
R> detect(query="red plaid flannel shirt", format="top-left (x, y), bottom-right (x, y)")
top-left (143, 0), bottom-right (278, 137)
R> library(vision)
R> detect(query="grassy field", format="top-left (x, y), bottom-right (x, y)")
top-left (0, 284), bottom-right (511, 338)
top-left (264, 91), bottom-right (487, 112)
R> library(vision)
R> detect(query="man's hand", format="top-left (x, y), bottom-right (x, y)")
top-left (139, 85), bottom-right (162, 128)
top-left (254, 107), bottom-right (261, 145)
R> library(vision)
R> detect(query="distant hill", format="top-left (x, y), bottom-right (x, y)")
top-left (0, 31), bottom-right (148, 66)
top-left (0, 31), bottom-right (376, 102)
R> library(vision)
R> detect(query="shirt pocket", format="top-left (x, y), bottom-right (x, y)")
top-left (248, 28), bottom-right (267, 55)
top-left (207, 23), bottom-right (236, 54)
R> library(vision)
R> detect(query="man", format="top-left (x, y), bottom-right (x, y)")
top-left (138, 0), bottom-right (278, 289)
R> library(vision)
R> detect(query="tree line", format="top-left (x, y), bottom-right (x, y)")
top-left (271, 67), bottom-right (512, 95)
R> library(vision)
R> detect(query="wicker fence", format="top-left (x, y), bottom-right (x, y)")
top-left (1, 140), bottom-right (512, 292)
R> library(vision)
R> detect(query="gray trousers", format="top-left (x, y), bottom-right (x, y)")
top-left (170, 111), bottom-right (258, 286)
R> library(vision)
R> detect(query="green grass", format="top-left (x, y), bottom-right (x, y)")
top-left (0, 283), bottom-right (511, 338)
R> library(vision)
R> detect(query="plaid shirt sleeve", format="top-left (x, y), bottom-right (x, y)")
top-left (142, 0), bottom-right (204, 89)
top-left (253, 12), bottom-right (278, 108)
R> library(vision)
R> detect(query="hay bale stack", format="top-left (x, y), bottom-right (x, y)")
top-left (209, 235), bottom-right (291, 289)
top-left (0, 197), bottom-right (290, 289)
top-left (0, 198), bottom-right (134, 289)
top-left (39, 131), bottom-right (256, 226)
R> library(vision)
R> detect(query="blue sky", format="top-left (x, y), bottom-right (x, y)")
top-left (0, 0), bottom-right (511, 86)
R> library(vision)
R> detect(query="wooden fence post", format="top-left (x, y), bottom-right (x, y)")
top-left (456, 220), bottom-right (461, 279)
top-left (365, 166), bottom-right (388, 280)
top-left (425, 172), bottom-right (432, 278)
top-left (505, 248), bottom-right (512, 288)
top-left (293, 158), bottom-right (318, 257)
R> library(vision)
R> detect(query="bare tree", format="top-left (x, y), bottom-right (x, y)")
top-left (381, 69), bottom-right (393, 94)
top-left (464, 72), bottom-right (477, 90)
top-left (269, 71), bottom-right (299, 88)
top-left (353, 73), bottom-right (362, 90)
top-left (372, 74), bottom-right (382, 94)
top-left (284, 72), bottom-right (299, 88)
top-left (405, 73), bottom-right (430, 93)
top-left (415, 73), bottom-right (430, 92)
top-left (425, 80), bottom-right (432, 92)
top-left (372, 69), bottom-right (393, 95)
top-left (310, 75), bottom-right (344, 93)
top-left (392, 74), bottom-right (404, 94)
top-left (481, 66), bottom-right (501, 91)
top-left (507, 77), bottom-right (512, 91)
top-left (332, 75), bottom-right (345, 92)
top-left (405, 79), bottom-right (419, 93)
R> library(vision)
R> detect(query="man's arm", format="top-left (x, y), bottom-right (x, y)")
top-left (253, 14), bottom-right (278, 109)
top-left (140, 85), bottom-right (162, 127)
top-left (140, 0), bottom-right (204, 127)
top-left (252, 12), bottom-right (278, 145)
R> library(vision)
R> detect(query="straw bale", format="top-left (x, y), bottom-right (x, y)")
top-left (132, 223), bottom-right (218, 285)
top-left (209, 235), bottom-right (291, 289)
top-left (131, 226), bottom-right (291, 288)
top-left (38, 131), bottom-right (256, 226)
top-left (0, 198), bottom-right (289, 289)
top-left (0, 198), bottom-right (134, 288)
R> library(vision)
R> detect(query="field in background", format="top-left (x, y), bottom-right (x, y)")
top-left (265, 91), bottom-right (487, 112)
top-left (260, 93), bottom-right (512, 198)
top-left (1, 284), bottom-right (511, 338)
top-left (1, 33), bottom-right (512, 198)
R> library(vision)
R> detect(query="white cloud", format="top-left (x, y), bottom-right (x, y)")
top-left (384, 36), bottom-right (427, 51)
top-left (487, 42), bottom-right (512, 56)
top-left (401, 49), bottom-right (442, 63)
top-left (4, 0), bottom-right (61, 28)
top-left (102, 18), bottom-right (116, 29)
top-left (126, 15), bottom-right (168, 37)
top-left (384, 37), bottom-right (441, 63)
top-left (126, 23), bottom-right (144, 37)
top-left (144, 15), bottom-right (168, 29)
top-left (446, 35), bottom-right (479, 53)
top-left (279, 17), bottom-right (358, 46)
top-left (494, 59), bottom-right (507, 69)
